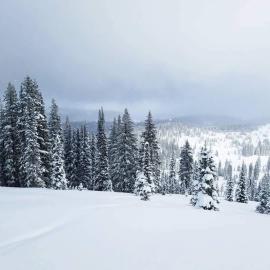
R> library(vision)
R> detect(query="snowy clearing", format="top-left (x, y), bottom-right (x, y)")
top-left (1, 188), bottom-right (270, 270)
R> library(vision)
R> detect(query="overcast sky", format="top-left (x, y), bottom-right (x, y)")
top-left (1, 0), bottom-right (270, 121)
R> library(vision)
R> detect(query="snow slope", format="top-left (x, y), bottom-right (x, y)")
top-left (157, 122), bottom-right (270, 171)
top-left (1, 188), bottom-right (270, 270)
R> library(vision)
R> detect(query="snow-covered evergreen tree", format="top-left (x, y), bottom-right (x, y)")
top-left (134, 142), bottom-right (154, 200)
top-left (69, 128), bottom-right (81, 188)
top-left (36, 90), bottom-right (51, 186)
top-left (134, 172), bottom-right (152, 200)
top-left (63, 117), bottom-right (73, 185)
top-left (117, 109), bottom-right (138, 193)
top-left (179, 140), bottom-right (193, 195)
top-left (247, 163), bottom-right (256, 201)
top-left (193, 146), bottom-right (219, 210)
top-left (254, 157), bottom-right (261, 181)
top-left (108, 118), bottom-right (120, 191)
top-left (94, 108), bottom-right (112, 191)
top-left (168, 152), bottom-right (177, 194)
top-left (89, 134), bottom-right (96, 190)
top-left (140, 111), bottom-right (161, 193)
top-left (18, 77), bottom-right (45, 187)
top-left (225, 163), bottom-right (234, 201)
top-left (256, 174), bottom-right (270, 214)
top-left (79, 125), bottom-right (92, 189)
top-left (2, 83), bottom-right (20, 187)
top-left (190, 161), bottom-right (200, 205)
top-left (235, 163), bottom-right (248, 203)
top-left (48, 99), bottom-right (67, 190)
top-left (0, 99), bottom-right (5, 185)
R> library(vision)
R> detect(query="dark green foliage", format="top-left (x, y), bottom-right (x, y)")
top-left (140, 112), bottom-right (161, 192)
top-left (179, 140), bottom-right (193, 194)
top-left (235, 163), bottom-right (248, 203)
top-left (94, 108), bottom-right (112, 191)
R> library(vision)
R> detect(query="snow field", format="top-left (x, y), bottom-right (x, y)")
top-left (1, 187), bottom-right (270, 270)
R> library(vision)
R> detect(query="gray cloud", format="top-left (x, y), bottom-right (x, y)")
top-left (1, 0), bottom-right (270, 121)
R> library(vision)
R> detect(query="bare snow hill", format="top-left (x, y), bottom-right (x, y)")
top-left (1, 188), bottom-right (270, 270)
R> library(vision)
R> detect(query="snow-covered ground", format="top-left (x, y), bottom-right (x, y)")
top-left (157, 122), bottom-right (270, 171)
top-left (1, 188), bottom-right (270, 270)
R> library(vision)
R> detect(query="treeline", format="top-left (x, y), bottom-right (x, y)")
top-left (0, 77), bottom-right (161, 198)
top-left (1, 76), bottom-right (269, 212)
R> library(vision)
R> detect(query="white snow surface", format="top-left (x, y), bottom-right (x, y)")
top-left (1, 187), bottom-right (270, 270)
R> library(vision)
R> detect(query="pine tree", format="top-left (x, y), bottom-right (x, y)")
top-left (108, 118), bottom-right (120, 191)
top-left (69, 128), bottom-right (81, 188)
top-left (50, 134), bottom-right (67, 189)
top-left (134, 142), bottom-right (153, 200)
top-left (79, 125), bottom-right (92, 189)
top-left (48, 99), bottom-right (67, 190)
top-left (94, 108), bottom-right (112, 191)
top-left (247, 163), bottom-right (256, 201)
top-left (63, 117), bottom-right (73, 185)
top-left (168, 152), bottom-right (177, 194)
top-left (190, 161), bottom-right (200, 205)
top-left (256, 174), bottom-right (270, 214)
top-left (254, 157), bottom-right (261, 181)
top-left (179, 140), bottom-right (193, 195)
top-left (253, 158), bottom-right (261, 201)
top-left (160, 171), bottom-right (168, 195)
top-left (134, 172), bottom-right (152, 200)
top-left (89, 134), bottom-right (96, 190)
top-left (36, 90), bottom-right (51, 186)
top-left (0, 99), bottom-right (5, 185)
top-left (193, 146), bottom-right (219, 210)
top-left (117, 109), bottom-right (138, 192)
top-left (2, 83), bottom-right (20, 187)
top-left (140, 111), bottom-right (161, 193)
top-left (235, 163), bottom-right (248, 203)
top-left (225, 163), bottom-right (234, 201)
top-left (18, 77), bottom-right (45, 187)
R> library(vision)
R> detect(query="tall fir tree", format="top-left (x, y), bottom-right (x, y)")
top-left (69, 128), bottom-right (81, 188)
top-left (179, 140), bottom-right (193, 195)
top-left (94, 108), bottom-right (112, 191)
top-left (117, 109), bottom-right (138, 193)
top-left (168, 151), bottom-right (177, 194)
top-left (190, 161), bottom-right (200, 205)
top-left (247, 163), bottom-right (256, 201)
top-left (235, 163), bottom-right (248, 203)
top-left (18, 77), bottom-right (45, 187)
top-left (108, 118), bottom-right (120, 191)
top-left (134, 142), bottom-right (153, 200)
top-left (89, 133), bottom-right (96, 190)
top-left (2, 83), bottom-right (20, 186)
top-left (63, 117), bottom-right (73, 185)
top-left (254, 157), bottom-right (261, 181)
top-left (48, 99), bottom-right (67, 190)
top-left (225, 163), bottom-right (234, 201)
top-left (0, 99), bottom-right (5, 185)
top-left (36, 90), bottom-right (51, 186)
top-left (140, 111), bottom-right (161, 193)
top-left (256, 174), bottom-right (270, 214)
top-left (79, 125), bottom-right (92, 189)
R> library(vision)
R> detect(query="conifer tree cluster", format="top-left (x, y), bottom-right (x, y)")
top-left (0, 77), bottom-right (63, 188)
top-left (0, 78), bottom-right (162, 200)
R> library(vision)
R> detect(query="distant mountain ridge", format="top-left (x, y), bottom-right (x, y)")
top-left (69, 115), bottom-right (270, 133)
